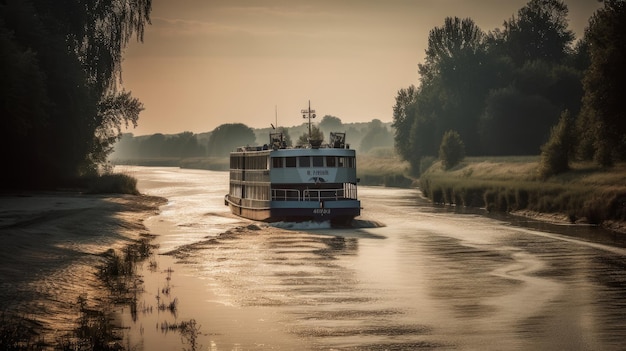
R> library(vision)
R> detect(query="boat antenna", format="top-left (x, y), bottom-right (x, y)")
top-left (301, 100), bottom-right (316, 138)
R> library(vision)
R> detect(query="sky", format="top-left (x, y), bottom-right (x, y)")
top-left (121, 0), bottom-right (603, 136)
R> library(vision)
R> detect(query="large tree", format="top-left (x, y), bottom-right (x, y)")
top-left (493, 0), bottom-right (575, 66)
top-left (394, 16), bottom-right (491, 173)
top-left (0, 0), bottom-right (151, 187)
top-left (577, 0), bottom-right (626, 166)
top-left (392, 0), bottom-right (586, 170)
top-left (359, 119), bottom-right (393, 153)
top-left (207, 124), bottom-right (256, 157)
top-left (392, 85), bottom-right (418, 162)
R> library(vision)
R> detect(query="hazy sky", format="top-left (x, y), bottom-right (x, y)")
top-left (121, 0), bottom-right (602, 136)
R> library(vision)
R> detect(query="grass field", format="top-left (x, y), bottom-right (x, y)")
top-left (420, 156), bottom-right (626, 226)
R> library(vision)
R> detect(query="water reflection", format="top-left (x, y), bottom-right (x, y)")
top-left (122, 167), bottom-right (626, 350)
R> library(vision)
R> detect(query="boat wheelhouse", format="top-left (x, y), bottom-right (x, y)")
top-left (224, 131), bottom-right (361, 225)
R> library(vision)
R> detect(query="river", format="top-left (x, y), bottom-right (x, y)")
top-left (117, 166), bottom-right (626, 350)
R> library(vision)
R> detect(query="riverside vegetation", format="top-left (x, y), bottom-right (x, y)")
top-left (0, 231), bottom-right (201, 350)
top-left (420, 157), bottom-right (626, 231)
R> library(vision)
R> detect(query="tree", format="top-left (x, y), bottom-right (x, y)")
top-left (0, 0), bottom-right (151, 187)
top-left (318, 115), bottom-right (343, 132)
top-left (419, 17), bottom-right (485, 85)
top-left (392, 85), bottom-right (418, 161)
top-left (495, 0), bottom-right (575, 66)
top-left (207, 124), bottom-right (256, 157)
top-left (89, 91), bottom-right (143, 171)
top-left (359, 119), bottom-right (393, 152)
top-left (280, 128), bottom-right (293, 148)
top-left (578, 0), bottom-right (626, 166)
top-left (439, 130), bottom-right (465, 170)
top-left (480, 86), bottom-right (560, 155)
top-left (297, 125), bottom-right (324, 147)
top-left (538, 110), bottom-right (574, 178)
top-left (417, 17), bottom-right (491, 155)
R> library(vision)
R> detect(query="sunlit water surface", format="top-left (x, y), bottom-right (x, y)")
top-left (117, 166), bottom-right (626, 350)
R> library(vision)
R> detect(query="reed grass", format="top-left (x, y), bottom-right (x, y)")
top-left (87, 173), bottom-right (140, 195)
top-left (357, 152), bottom-right (415, 187)
top-left (420, 159), bottom-right (626, 225)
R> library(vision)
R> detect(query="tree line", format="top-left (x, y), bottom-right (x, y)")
top-left (392, 0), bottom-right (626, 175)
top-left (1, 0), bottom-right (151, 188)
top-left (111, 117), bottom-right (394, 160)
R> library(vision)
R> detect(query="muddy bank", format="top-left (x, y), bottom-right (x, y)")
top-left (511, 209), bottom-right (626, 234)
top-left (0, 192), bottom-right (165, 347)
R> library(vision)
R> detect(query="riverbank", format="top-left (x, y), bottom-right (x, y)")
top-left (0, 192), bottom-right (165, 348)
top-left (419, 157), bottom-right (626, 234)
top-left (111, 149), bottom-right (415, 188)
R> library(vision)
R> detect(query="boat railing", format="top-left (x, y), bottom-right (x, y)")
top-left (272, 188), bottom-right (348, 201)
top-left (272, 189), bottom-right (301, 201)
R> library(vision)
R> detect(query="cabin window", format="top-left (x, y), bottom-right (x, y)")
top-left (244, 155), bottom-right (269, 170)
top-left (326, 156), bottom-right (336, 167)
top-left (285, 157), bottom-right (296, 167)
top-left (299, 156), bottom-right (311, 167)
top-left (338, 157), bottom-right (346, 167)
top-left (231, 156), bottom-right (244, 169)
top-left (272, 157), bottom-right (283, 168)
top-left (348, 157), bottom-right (355, 168)
top-left (312, 156), bottom-right (324, 167)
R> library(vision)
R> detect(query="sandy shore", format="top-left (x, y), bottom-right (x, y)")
top-left (0, 192), bottom-right (165, 345)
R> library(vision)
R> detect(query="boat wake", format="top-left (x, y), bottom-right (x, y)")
top-left (269, 218), bottom-right (385, 230)
top-left (270, 220), bottom-right (332, 230)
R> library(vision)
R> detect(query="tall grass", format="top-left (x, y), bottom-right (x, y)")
top-left (87, 173), bottom-right (139, 195)
top-left (420, 159), bottom-right (626, 225)
top-left (357, 150), bottom-right (415, 187)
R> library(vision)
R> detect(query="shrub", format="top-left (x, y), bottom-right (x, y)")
top-left (87, 173), bottom-right (140, 195)
top-left (439, 130), bottom-right (465, 170)
top-left (538, 111), bottom-right (574, 179)
top-left (419, 156), bottom-right (436, 176)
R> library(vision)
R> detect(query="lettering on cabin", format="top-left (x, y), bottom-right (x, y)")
top-left (306, 170), bottom-right (329, 176)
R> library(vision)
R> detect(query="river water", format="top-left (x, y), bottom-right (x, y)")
top-left (117, 166), bottom-right (626, 350)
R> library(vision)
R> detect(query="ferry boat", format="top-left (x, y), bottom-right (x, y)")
top-left (224, 105), bottom-right (360, 225)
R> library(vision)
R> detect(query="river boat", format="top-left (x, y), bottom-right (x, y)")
top-left (224, 104), bottom-right (361, 225)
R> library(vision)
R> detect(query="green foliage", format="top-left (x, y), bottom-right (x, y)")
top-left (420, 156), bottom-right (436, 175)
top-left (392, 85), bottom-right (418, 161)
top-left (391, 0), bottom-right (600, 172)
top-left (439, 130), bottom-right (465, 170)
top-left (359, 119), bottom-right (393, 152)
top-left (495, 0), bottom-right (574, 66)
top-left (480, 85), bottom-right (560, 155)
top-left (87, 173), bottom-right (140, 195)
top-left (578, 0), bottom-right (626, 166)
top-left (417, 16), bottom-right (491, 155)
top-left (538, 111), bottom-right (574, 178)
top-left (297, 125), bottom-right (324, 147)
top-left (0, 0), bottom-right (152, 189)
top-left (357, 152), bottom-right (413, 188)
top-left (208, 123), bottom-right (256, 156)
top-left (112, 132), bottom-right (206, 159)
top-left (420, 159), bottom-right (626, 224)
top-left (318, 115), bottom-right (343, 132)
top-left (281, 128), bottom-right (293, 147)
top-left (90, 91), bottom-right (144, 167)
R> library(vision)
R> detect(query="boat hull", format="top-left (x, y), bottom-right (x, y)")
top-left (225, 195), bottom-right (360, 224)
top-left (225, 195), bottom-right (271, 221)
